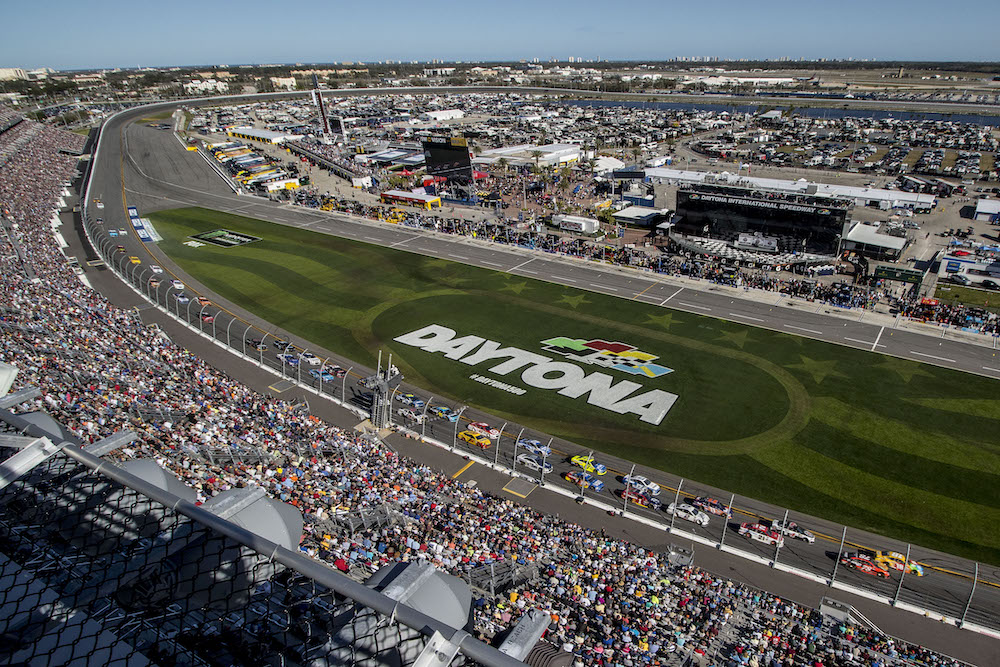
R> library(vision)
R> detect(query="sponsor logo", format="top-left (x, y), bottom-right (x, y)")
top-left (393, 324), bottom-right (678, 425)
top-left (539, 337), bottom-right (672, 378)
top-left (189, 229), bottom-right (261, 248)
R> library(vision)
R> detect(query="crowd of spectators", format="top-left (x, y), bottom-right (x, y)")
top-left (0, 110), bottom-right (973, 666)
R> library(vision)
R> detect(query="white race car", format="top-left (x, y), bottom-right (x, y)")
top-left (666, 502), bottom-right (710, 527)
top-left (738, 522), bottom-right (785, 547)
top-left (515, 453), bottom-right (553, 473)
top-left (299, 352), bottom-right (322, 366)
top-left (517, 438), bottom-right (551, 457)
top-left (468, 421), bottom-right (501, 438)
top-left (622, 474), bottom-right (661, 496)
top-left (397, 408), bottom-right (425, 424)
top-left (171, 279), bottom-right (184, 290)
top-left (770, 520), bottom-right (815, 544)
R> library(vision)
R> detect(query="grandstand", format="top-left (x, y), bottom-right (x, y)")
top-left (0, 105), bottom-right (982, 666)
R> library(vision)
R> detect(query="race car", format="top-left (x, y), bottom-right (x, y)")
top-left (94, 199), bottom-right (104, 209)
top-left (108, 229), bottom-right (118, 237)
top-left (570, 455), bottom-right (607, 475)
top-left (173, 293), bottom-right (190, 304)
top-left (246, 338), bottom-right (267, 351)
top-left (272, 340), bottom-right (292, 351)
top-left (620, 489), bottom-right (662, 510)
top-left (690, 496), bottom-right (732, 518)
top-left (666, 502), bottom-right (710, 527)
top-left (149, 277), bottom-right (161, 288)
top-left (769, 519), bottom-right (815, 544)
top-left (839, 552), bottom-right (890, 578)
top-left (430, 406), bottom-right (459, 422)
top-left (276, 353), bottom-right (299, 366)
top-left (150, 265), bottom-right (163, 274)
top-left (458, 430), bottom-right (491, 449)
top-left (565, 471), bottom-right (604, 492)
top-left (397, 407), bottom-right (425, 424)
top-left (358, 375), bottom-right (380, 389)
top-left (171, 279), bottom-right (184, 290)
top-left (200, 312), bottom-right (215, 323)
top-left (516, 454), bottom-right (552, 473)
top-left (622, 474), bottom-right (661, 496)
top-left (468, 421), bottom-right (501, 438)
top-left (517, 439), bottom-right (551, 457)
top-left (872, 551), bottom-right (924, 577)
top-left (118, 229), bottom-right (127, 237)
top-left (309, 368), bottom-right (338, 383)
top-left (115, 245), bottom-right (126, 254)
top-left (737, 522), bottom-right (785, 548)
top-left (196, 296), bottom-right (211, 306)
top-left (129, 256), bottom-right (141, 265)
top-left (395, 392), bottom-right (425, 408)
top-left (95, 217), bottom-right (104, 224)
top-left (299, 352), bottom-right (322, 366)
top-left (322, 365), bottom-right (347, 378)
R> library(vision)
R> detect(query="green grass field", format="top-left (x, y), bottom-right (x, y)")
top-left (150, 207), bottom-right (1000, 564)
top-left (935, 284), bottom-right (1000, 313)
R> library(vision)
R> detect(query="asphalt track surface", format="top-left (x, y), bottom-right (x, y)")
top-left (77, 104), bottom-right (1000, 664)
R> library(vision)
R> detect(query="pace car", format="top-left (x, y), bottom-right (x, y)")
top-left (839, 552), bottom-right (890, 578)
top-left (395, 392), bottom-right (425, 408)
top-left (468, 421), bottom-right (501, 438)
top-left (565, 471), bottom-right (604, 492)
top-left (516, 454), bottom-right (552, 473)
top-left (690, 496), bottom-right (732, 518)
top-left (620, 489), bottom-right (661, 510)
top-left (517, 439), bottom-right (551, 457)
top-left (570, 455), bottom-right (607, 475)
top-left (738, 522), bottom-right (785, 547)
top-left (622, 474), bottom-right (661, 496)
top-left (665, 503), bottom-right (710, 527)
top-left (458, 430), bottom-right (491, 449)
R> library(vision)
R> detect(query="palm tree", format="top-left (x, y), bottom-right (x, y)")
top-left (529, 150), bottom-right (544, 173)
top-left (496, 157), bottom-right (509, 174)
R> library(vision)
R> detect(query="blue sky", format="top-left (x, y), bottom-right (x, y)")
top-left (4, 0), bottom-right (998, 69)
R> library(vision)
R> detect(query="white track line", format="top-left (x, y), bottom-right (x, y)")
top-left (508, 258), bottom-right (535, 273)
top-left (591, 283), bottom-right (618, 291)
top-left (729, 312), bottom-right (764, 322)
top-left (481, 260), bottom-right (502, 267)
top-left (678, 301), bottom-right (711, 311)
top-left (519, 269), bottom-right (537, 274)
top-left (983, 366), bottom-right (1000, 374)
top-left (784, 324), bottom-right (823, 335)
top-left (364, 236), bottom-right (380, 242)
top-left (661, 287), bottom-right (683, 305)
top-left (844, 337), bottom-right (876, 347)
top-left (871, 326), bottom-right (885, 352)
top-left (553, 275), bottom-right (577, 283)
top-left (910, 351), bottom-right (955, 363)
top-left (448, 253), bottom-right (468, 260)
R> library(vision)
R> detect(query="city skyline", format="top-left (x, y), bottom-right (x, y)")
top-left (3, 0), bottom-right (999, 70)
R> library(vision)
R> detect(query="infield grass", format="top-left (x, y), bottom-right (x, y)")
top-left (150, 207), bottom-right (1000, 564)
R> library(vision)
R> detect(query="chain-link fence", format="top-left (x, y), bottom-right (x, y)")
top-left (0, 408), bottom-right (526, 667)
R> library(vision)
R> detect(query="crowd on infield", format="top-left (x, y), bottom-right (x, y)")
top-left (0, 109), bottom-right (976, 666)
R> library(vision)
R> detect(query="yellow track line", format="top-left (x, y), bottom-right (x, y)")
top-left (452, 460), bottom-right (474, 479)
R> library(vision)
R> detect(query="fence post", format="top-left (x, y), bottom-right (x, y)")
top-left (668, 479), bottom-right (683, 533)
top-left (830, 526), bottom-right (848, 585)
top-left (773, 509), bottom-right (789, 566)
top-left (892, 544), bottom-right (911, 606)
top-left (718, 493), bottom-right (735, 548)
top-left (959, 562), bottom-right (979, 627)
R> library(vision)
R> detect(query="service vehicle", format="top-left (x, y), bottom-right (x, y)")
top-left (430, 406), bottom-right (459, 422)
top-left (565, 471), bottom-right (604, 492)
top-left (515, 454), bottom-right (552, 473)
top-left (395, 392), bottom-right (425, 408)
top-left (468, 421), bottom-right (501, 438)
top-left (839, 552), bottom-right (890, 578)
top-left (620, 489), bottom-right (661, 510)
top-left (665, 503), bottom-right (710, 527)
top-left (691, 496), bottom-right (732, 518)
top-left (570, 455), bottom-right (607, 475)
top-left (517, 439), bottom-right (551, 457)
top-left (738, 522), bottom-right (785, 547)
top-left (458, 430), bottom-right (491, 449)
top-left (622, 474), bottom-right (661, 496)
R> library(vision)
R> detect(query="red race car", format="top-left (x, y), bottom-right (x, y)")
top-left (690, 496), bottom-right (732, 518)
top-left (839, 552), bottom-right (890, 578)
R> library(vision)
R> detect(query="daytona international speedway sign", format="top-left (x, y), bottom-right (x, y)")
top-left (394, 325), bottom-right (678, 425)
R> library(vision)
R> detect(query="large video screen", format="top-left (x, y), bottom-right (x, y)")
top-left (422, 136), bottom-right (473, 183)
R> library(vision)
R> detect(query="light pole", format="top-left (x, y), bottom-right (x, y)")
top-left (774, 509), bottom-right (789, 566)
top-left (198, 304), bottom-right (208, 332)
top-left (259, 333), bottom-right (270, 366)
top-left (451, 406), bottom-right (467, 451)
top-left (719, 493), bottom-right (735, 547)
top-left (511, 427), bottom-right (526, 473)
top-left (388, 386), bottom-right (400, 426)
top-left (892, 543), bottom-right (911, 605)
top-left (829, 526), bottom-right (848, 585)
top-left (420, 396), bottom-right (433, 439)
top-left (539, 437), bottom-right (553, 485)
top-left (668, 479), bottom-right (684, 533)
top-left (491, 421), bottom-right (506, 466)
top-left (503, 426), bottom-right (524, 468)
top-left (342, 366), bottom-right (354, 403)
top-left (227, 318), bottom-right (237, 350)
top-left (185, 298), bottom-right (194, 324)
top-left (241, 324), bottom-right (251, 357)
top-left (318, 357), bottom-right (331, 394)
top-left (297, 348), bottom-right (307, 385)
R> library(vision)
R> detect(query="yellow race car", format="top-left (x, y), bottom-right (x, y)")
top-left (873, 550), bottom-right (924, 576)
top-left (129, 256), bottom-right (141, 265)
top-left (458, 430), bottom-right (491, 449)
top-left (570, 455), bottom-right (607, 475)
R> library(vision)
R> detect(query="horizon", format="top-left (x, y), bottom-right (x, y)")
top-left (3, 0), bottom-right (999, 70)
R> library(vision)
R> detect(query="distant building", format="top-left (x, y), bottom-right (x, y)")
top-left (0, 68), bottom-right (27, 81)
top-left (423, 67), bottom-right (456, 77)
top-left (184, 79), bottom-right (229, 95)
top-left (420, 109), bottom-right (464, 122)
top-left (270, 77), bottom-right (297, 90)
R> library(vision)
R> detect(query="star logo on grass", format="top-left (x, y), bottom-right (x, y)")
top-left (645, 312), bottom-right (675, 330)
top-left (557, 293), bottom-right (591, 309)
top-left (716, 328), bottom-right (749, 349)
top-left (500, 281), bottom-right (529, 295)
top-left (876, 357), bottom-right (934, 384)
top-left (786, 355), bottom-right (847, 385)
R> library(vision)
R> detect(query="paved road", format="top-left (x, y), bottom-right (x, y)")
top-left (76, 104), bottom-right (1000, 663)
